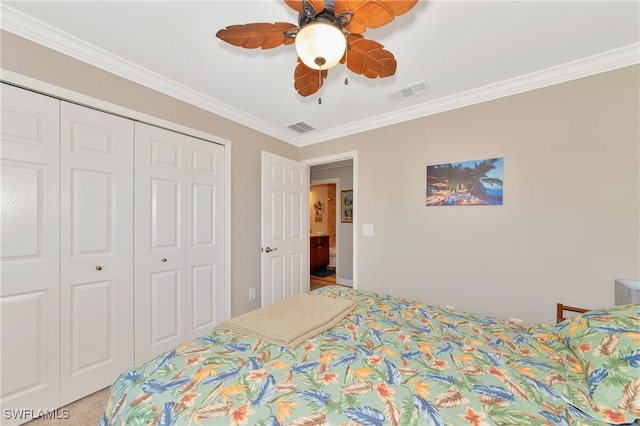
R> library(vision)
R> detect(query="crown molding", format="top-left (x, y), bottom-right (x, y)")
top-left (295, 42), bottom-right (640, 146)
top-left (2, 4), bottom-right (638, 147)
top-left (0, 4), bottom-right (300, 145)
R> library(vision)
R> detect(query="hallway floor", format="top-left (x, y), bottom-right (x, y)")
top-left (310, 270), bottom-right (339, 291)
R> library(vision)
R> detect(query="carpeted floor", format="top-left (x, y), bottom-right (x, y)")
top-left (25, 387), bottom-right (110, 426)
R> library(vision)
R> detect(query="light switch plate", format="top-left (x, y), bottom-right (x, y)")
top-left (362, 224), bottom-right (374, 236)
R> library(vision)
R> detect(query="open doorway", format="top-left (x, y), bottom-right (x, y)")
top-left (309, 181), bottom-right (337, 289)
top-left (305, 153), bottom-right (356, 290)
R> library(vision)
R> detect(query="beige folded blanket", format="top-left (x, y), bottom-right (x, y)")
top-left (218, 293), bottom-right (355, 348)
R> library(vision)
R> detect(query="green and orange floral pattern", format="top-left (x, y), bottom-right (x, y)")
top-left (554, 304), bottom-right (640, 424)
top-left (101, 287), bottom-right (640, 425)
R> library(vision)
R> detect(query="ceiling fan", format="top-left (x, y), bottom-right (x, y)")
top-left (215, 0), bottom-right (419, 97)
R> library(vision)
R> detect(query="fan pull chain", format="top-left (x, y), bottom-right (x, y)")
top-left (318, 68), bottom-right (322, 105)
top-left (344, 40), bottom-right (349, 86)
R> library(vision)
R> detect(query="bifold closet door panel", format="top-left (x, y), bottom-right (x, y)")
top-left (134, 122), bottom-right (187, 363)
top-left (186, 138), bottom-right (226, 340)
top-left (59, 102), bottom-right (134, 405)
top-left (0, 84), bottom-right (61, 421)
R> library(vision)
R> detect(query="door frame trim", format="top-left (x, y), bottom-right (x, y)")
top-left (2, 69), bottom-right (233, 321)
top-left (303, 151), bottom-right (358, 289)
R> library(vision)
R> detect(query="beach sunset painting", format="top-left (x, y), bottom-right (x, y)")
top-left (426, 157), bottom-right (503, 206)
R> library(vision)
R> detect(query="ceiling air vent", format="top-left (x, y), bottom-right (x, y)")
top-left (386, 81), bottom-right (430, 103)
top-left (287, 121), bottom-right (315, 133)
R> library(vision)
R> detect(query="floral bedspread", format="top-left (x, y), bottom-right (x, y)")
top-left (101, 287), bottom-right (623, 425)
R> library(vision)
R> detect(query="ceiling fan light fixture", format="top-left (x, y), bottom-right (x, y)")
top-left (294, 22), bottom-right (346, 70)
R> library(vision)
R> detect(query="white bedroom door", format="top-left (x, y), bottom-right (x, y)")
top-left (261, 151), bottom-right (309, 307)
top-left (0, 84), bottom-right (61, 422)
top-left (59, 102), bottom-right (134, 405)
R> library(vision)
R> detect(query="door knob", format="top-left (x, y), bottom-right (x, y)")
top-left (161, 258), bottom-right (167, 262)
top-left (264, 247), bottom-right (278, 253)
top-left (96, 266), bottom-right (102, 271)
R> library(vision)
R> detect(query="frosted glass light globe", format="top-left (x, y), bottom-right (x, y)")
top-left (295, 22), bottom-right (346, 70)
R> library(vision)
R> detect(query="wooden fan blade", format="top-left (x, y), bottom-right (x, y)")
top-left (216, 22), bottom-right (298, 49)
top-left (335, 0), bottom-right (418, 34)
top-left (284, 0), bottom-right (304, 13)
top-left (294, 60), bottom-right (328, 97)
top-left (285, 0), bottom-right (326, 16)
top-left (344, 34), bottom-right (396, 78)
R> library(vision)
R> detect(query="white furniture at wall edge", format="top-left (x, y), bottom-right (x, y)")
top-left (615, 279), bottom-right (640, 305)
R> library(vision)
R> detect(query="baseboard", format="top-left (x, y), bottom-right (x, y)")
top-left (337, 277), bottom-right (353, 287)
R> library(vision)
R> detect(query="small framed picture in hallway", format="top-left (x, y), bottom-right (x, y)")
top-left (341, 190), bottom-right (353, 223)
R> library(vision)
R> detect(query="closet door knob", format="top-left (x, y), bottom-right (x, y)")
top-left (96, 266), bottom-right (103, 271)
top-left (161, 258), bottom-right (167, 262)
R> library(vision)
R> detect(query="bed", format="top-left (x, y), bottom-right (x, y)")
top-left (101, 286), bottom-right (640, 425)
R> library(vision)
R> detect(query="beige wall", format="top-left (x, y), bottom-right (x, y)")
top-left (301, 66), bottom-right (640, 324)
top-left (0, 31), bottom-right (297, 317)
top-left (3, 30), bottom-right (638, 324)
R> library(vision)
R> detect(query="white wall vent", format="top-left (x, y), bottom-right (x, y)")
top-left (287, 121), bottom-right (315, 133)
top-left (386, 81), bottom-right (430, 102)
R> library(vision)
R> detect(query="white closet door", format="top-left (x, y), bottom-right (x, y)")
top-left (134, 123), bottom-right (187, 362)
top-left (0, 84), bottom-right (61, 422)
top-left (59, 102), bottom-right (134, 404)
top-left (186, 138), bottom-right (226, 340)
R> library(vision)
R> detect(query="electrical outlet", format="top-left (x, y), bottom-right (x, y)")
top-left (249, 287), bottom-right (256, 300)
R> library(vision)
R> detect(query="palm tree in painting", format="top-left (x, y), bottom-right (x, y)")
top-left (427, 158), bottom-right (503, 205)
top-left (433, 163), bottom-right (464, 192)
top-left (426, 163), bottom-right (467, 205)
top-left (464, 158), bottom-right (503, 202)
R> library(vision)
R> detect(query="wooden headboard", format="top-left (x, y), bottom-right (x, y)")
top-left (556, 303), bottom-right (589, 323)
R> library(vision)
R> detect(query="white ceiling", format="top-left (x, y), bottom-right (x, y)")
top-left (2, 1), bottom-right (639, 147)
